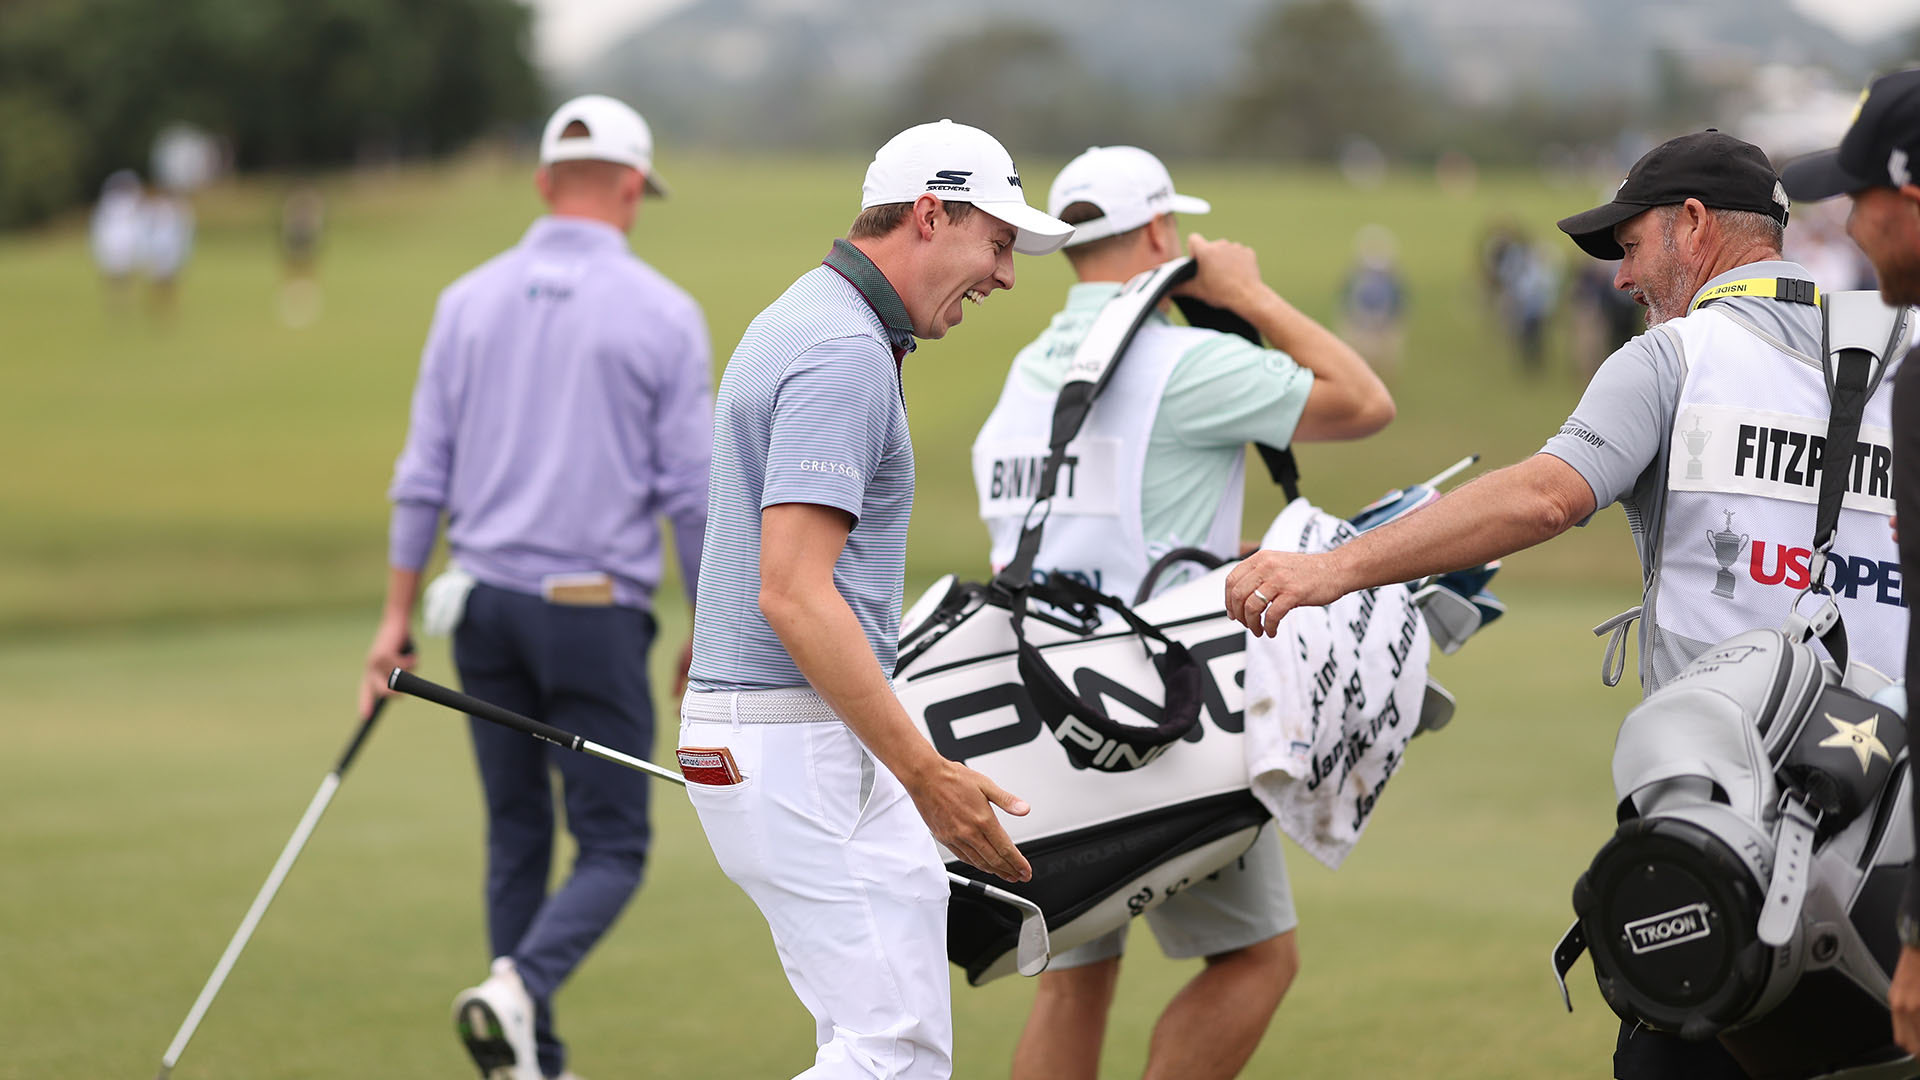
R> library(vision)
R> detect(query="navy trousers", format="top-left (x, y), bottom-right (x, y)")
top-left (454, 583), bottom-right (655, 1079)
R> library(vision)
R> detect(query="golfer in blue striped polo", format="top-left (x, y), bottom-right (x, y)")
top-left (679, 120), bottom-right (1072, 1078)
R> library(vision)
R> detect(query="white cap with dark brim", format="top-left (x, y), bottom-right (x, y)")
top-left (862, 120), bottom-right (1074, 256)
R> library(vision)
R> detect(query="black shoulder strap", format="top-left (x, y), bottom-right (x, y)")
top-left (993, 258), bottom-right (1197, 592)
top-left (993, 259), bottom-right (1301, 591)
top-left (1800, 292), bottom-right (1908, 670)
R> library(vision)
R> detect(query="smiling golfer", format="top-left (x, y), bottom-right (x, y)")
top-left (677, 120), bottom-right (1071, 1078)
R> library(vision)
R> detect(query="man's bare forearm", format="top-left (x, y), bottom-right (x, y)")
top-left (1226, 454), bottom-right (1596, 634)
top-left (1238, 286), bottom-right (1392, 440)
top-left (762, 584), bottom-right (941, 783)
top-left (1327, 455), bottom-right (1591, 593)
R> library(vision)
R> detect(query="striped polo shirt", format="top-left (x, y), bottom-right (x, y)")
top-left (687, 239), bottom-right (918, 691)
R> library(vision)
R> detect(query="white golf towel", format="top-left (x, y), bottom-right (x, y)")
top-left (1243, 499), bottom-right (1431, 870)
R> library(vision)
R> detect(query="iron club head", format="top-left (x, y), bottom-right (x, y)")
top-left (948, 874), bottom-right (1050, 977)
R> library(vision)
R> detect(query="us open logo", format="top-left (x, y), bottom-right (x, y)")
top-left (1624, 902), bottom-right (1713, 955)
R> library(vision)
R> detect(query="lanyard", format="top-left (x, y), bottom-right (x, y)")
top-left (1689, 277), bottom-right (1820, 312)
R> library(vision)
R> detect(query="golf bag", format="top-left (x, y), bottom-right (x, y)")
top-left (905, 257), bottom-right (1504, 983)
top-left (898, 513), bottom-right (1501, 984)
top-left (1553, 291), bottom-right (1917, 1079)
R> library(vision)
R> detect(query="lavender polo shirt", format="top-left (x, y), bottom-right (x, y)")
top-left (387, 215), bottom-right (712, 610)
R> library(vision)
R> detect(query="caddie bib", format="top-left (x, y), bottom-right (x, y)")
top-left (1645, 307), bottom-right (1904, 687)
top-left (973, 321), bottom-right (1245, 603)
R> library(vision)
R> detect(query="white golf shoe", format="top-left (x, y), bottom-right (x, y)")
top-left (452, 957), bottom-right (540, 1080)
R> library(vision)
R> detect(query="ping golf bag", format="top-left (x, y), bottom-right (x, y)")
top-left (1554, 292), bottom-right (1917, 1079)
top-left (904, 257), bottom-right (1504, 984)
top-left (898, 505), bottom-right (1501, 984)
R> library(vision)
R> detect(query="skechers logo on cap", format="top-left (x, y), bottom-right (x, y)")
top-left (927, 170), bottom-right (973, 191)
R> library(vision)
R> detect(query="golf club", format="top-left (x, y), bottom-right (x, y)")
top-left (156, 643), bottom-right (412, 1080)
top-left (386, 667), bottom-right (1053, 977)
top-left (1424, 453), bottom-right (1480, 490)
top-left (947, 875), bottom-right (1050, 977)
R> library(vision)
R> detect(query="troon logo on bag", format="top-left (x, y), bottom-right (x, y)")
top-left (1624, 902), bottom-right (1713, 954)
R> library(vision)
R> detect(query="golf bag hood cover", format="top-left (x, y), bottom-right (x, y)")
top-left (1570, 627), bottom-right (1915, 1075)
top-left (1611, 629), bottom-right (1804, 822)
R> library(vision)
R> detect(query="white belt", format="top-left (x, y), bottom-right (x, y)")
top-left (682, 686), bottom-right (844, 725)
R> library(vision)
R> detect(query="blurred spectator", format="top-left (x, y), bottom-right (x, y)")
top-left (89, 170), bottom-right (144, 307)
top-left (1568, 259), bottom-right (1643, 382)
top-left (1785, 201), bottom-right (1875, 294)
top-left (1338, 223), bottom-right (1408, 378)
top-left (139, 189), bottom-right (194, 316)
top-left (278, 183), bottom-right (326, 327)
top-left (1481, 221), bottom-right (1559, 374)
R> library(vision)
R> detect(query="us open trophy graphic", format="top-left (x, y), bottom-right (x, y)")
top-left (1682, 416), bottom-right (1710, 480)
top-left (1706, 509), bottom-right (1749, 598)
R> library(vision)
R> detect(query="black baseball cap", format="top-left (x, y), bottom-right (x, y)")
top-left (1557, 131), bottom-right (1789, 260)
top-left (1781, 69), bottom-right (1920, 202)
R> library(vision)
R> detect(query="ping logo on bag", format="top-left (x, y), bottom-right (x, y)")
top-left (1624, 902), bottom-right (1713, 954)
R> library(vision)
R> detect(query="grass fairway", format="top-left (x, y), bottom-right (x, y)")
top-left (1, 151), bottom-right (1639, 632)
top-left (6, 587), bottom-right (1629, 1079)
top-left (3, 153), bottom-right (1656, 1077)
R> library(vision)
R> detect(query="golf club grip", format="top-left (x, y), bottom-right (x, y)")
top-left (387, 669), bottom-right (582, 752)
top-left (336, 639), bottom-right (413, 774)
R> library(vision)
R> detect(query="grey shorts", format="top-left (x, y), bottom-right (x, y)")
top-left (1048, 822), bottom-right (1297, 969)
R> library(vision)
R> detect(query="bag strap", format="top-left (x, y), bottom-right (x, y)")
top-left (987, 259), bottom-right (1283, 769)
top-left (1792, 292), bottom-right (1907, 670)
top-left (994, 258), bottom-right (1196, 592)
top-left (1008, 573), bottom-right (1204, 764)
top-left (993, 258), bottom-right (1303, 592)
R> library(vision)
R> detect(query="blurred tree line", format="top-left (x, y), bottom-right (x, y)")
top-left (889, 0), bottom-right (1636, 166)
top-left (0, 0), bottom-right (540, 227)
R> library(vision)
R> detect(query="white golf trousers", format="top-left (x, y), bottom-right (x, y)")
top-left (680, 699), bottom-right (952, 1080)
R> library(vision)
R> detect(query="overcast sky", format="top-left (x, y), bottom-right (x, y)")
top-left (528, 0), bottom-right (1920, 71)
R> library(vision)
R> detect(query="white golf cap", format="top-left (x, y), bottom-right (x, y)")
top-left (540, 94), bottom-right (668, 197)
top-left (1048, 146), bottom-right (1210, 247)
top-left (862, 120), bottom-right (1074, 256)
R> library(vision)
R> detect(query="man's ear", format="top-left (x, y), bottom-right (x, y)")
top-left (1900, 183), bottom-right (1920, 213)
top-left (1681, 197), bottom-right (1711, 236)
top-left (1148, 214), bottom-right (1177, 261)
top-left (1676, 197), bottom-right (1713, 252)
top-left (534, 167), bottom-right (555, 204)
top-left (912, 194), bottom-right (942, 241)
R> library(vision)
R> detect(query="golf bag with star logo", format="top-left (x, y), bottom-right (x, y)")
top-left (1552, 296), bottom-right (1918, 1079)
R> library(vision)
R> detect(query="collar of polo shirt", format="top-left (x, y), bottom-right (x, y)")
top-left (823, 238), bottom-right (917, 359)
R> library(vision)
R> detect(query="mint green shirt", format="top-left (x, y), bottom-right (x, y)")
top-left (1009, 281), bottom-right (1315, 551)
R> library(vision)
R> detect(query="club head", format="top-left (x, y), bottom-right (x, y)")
top-left (1014, 906), bottom-right (1051, 977)
top-left (947, 872), bottom-right (1051, 977)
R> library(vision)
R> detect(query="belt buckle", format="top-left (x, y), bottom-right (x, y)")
top-left (542, 572), bottom-right (614, 607)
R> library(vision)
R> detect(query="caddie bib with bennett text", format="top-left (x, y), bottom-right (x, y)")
top-left (973, 321), bottom-right (1245, 603)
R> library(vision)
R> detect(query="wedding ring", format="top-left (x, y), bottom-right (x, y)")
top-left (1252, 589), bottom-right (1271, 604)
